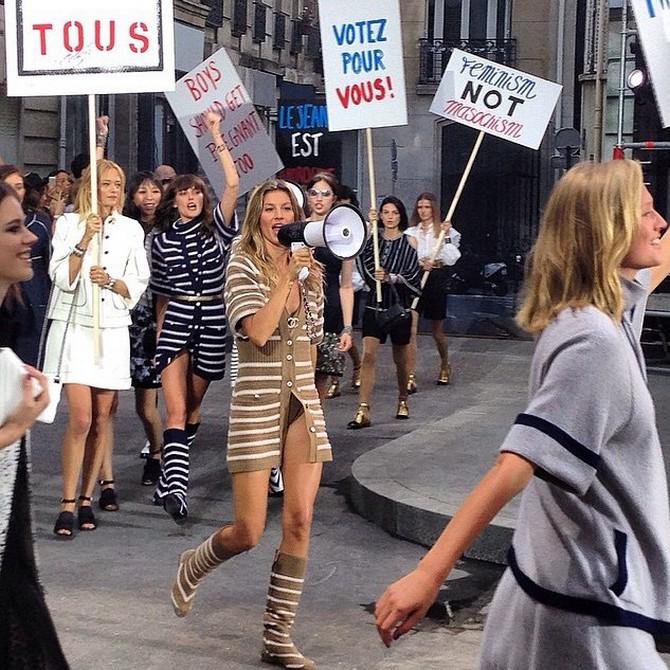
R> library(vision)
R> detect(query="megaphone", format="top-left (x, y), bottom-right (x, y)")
top-left (278, 204), bottom-right (368, 282)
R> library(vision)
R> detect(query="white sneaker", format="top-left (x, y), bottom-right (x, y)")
top-left (140, 440), bottom-right (150, 459)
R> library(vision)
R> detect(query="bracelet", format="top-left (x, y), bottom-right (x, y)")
top-left (104, 277), bottom-right (116, 291)
top-left (71, 245), bottom-right (86, 258)
top-left (341, 325), bottom-right (353, 334)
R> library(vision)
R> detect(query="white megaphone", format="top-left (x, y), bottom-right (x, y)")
top-left (277, 204), bottom-right (368, 282)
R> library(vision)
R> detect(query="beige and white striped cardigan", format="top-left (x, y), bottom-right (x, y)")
top-left (224, 249), bottom-right (332, 473)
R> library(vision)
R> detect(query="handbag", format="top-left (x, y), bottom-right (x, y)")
top-left (35, 282), bottom-right (79, 424)
top-left (374, 282), bottom-right (411, 333)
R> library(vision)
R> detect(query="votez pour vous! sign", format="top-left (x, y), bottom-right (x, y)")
top-left (317, 0), bottom-right (407, 132)
top-left (4, 0), bottom-right (175, 96)
top-left (430, 49), bottom-right (562, 150)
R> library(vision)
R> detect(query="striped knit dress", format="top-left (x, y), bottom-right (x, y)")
top-left (151, 205), bottom-right (237, 521)
top-left (224, 248), bottom-right (332, 473)
top-left (151, 204), bottom-right (238, 381)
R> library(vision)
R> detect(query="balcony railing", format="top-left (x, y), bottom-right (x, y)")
top-left (418, 38), bottom-right (517, 86)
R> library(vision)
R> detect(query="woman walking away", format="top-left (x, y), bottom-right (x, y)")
top-left (405, 192), bottom-right (461, 390)
top-left (376, 160), bottom-right (670, 669)
top-left (46, 160), bottom-right (149, 538)
top-left (0, 181), bottom-right (70, 669)
top-left (151, 112), bottom-right (239, 523)
top-left (348, 197), bottom-right (421, 428)
top-left (170, 179), bottom-right (329, 669)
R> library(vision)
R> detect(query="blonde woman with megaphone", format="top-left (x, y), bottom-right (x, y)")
top-left (169, 179), bottom-right (329, 670)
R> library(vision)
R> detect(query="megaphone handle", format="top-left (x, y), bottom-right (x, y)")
top-left (291, 242), bottom-right (310, 283)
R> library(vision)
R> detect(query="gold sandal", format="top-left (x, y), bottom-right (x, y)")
top-left (347, 402), bottom-right (371, 429)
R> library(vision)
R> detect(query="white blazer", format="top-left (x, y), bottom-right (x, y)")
top-left (48, 212), bottom-right (150, 328)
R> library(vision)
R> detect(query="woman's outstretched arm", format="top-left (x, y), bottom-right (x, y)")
top-left (375, 451), bottom-right (533, 647)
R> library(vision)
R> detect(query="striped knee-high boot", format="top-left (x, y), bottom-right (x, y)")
top-left (154, 423), bottom-right (200, 505)
top-left (160, 428), bottom-right (190, 523)
top-left (261, 552), bottom-right (315, 670)
top-left (171, 529), bottom-right (233, 617)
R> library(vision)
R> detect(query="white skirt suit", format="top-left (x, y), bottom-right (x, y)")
top-left (43, 212), bottom-right (150, 390)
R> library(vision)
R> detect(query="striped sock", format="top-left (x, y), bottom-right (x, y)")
top-left (185, 422), bottom-right (200, 448)
top-left (162, 428), bottom-right (189, 519)
top-left (171, 529), bottom-right (232, 617)
top-left (262, 552), bottom-right (315, 670)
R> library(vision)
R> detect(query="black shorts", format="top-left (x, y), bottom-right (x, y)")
top-left (362, 306), bottom-right (412, 345)
top-left (416, 267), bottom-right (448, 321)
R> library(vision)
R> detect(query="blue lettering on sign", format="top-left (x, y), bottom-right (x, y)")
top-left (278, 103), bottom-right (329, 130)
top-left (332, 19), bottom-right (388, 46)
top-left (645, 0), bottom-right (670, 17)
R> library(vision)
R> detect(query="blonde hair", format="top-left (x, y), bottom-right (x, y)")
top-left (517, 159), bottom-right (642, 334)
top-left (74, 159), bottom-right (126, 215)
top-left (236, 179), bottom-right (323, 294)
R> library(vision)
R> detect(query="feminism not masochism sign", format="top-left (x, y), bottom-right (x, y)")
top-left (317, 0), bottom-right (407, 132)
top-left (4, 0), bottom-right (175, 96)
top-left (165, 48), bottom-right (283, 196)
top-left (430, 49), bottom-right (562, 150)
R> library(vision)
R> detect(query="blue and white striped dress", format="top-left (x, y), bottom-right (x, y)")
top-left (150, 205), bottom-right (238, 381)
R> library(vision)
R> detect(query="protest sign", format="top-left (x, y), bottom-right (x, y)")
top-left (165, 48), bottom-right (283, 196)
top-left (4, 0), bottom-right (175, 96)
top-left (276, 82), bottom-right (342, 184)
top-left (317, 0), bottom-right (407, 132)
top-left (430, 48), bottom-right (562, 150)
top-left (630, 0), bottom-right (670, 127)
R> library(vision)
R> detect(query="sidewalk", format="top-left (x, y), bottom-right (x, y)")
top-left (349, 336), bottom-right (670, 563)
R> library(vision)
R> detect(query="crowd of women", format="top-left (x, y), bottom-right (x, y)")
top-left (4, 121), bottom-right (670, 669)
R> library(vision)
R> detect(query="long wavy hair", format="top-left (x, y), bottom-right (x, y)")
top-left (379, 195), bottom-right (409, 231)
top-left (75, 159), bottom-right (126, 215)
top-left (155, 174), bottom-right (214, 236)
top-left (516, 159), bottom-right (642, 334)
top-left (409, 192), bottom-right (441, 236)
top-left (236, 179), bottom-right (322, 294)
top-left (123, 171), bottom-right (163, 226)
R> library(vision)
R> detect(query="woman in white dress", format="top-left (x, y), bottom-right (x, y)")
top-left (45, 159), bottom-right (149, 538)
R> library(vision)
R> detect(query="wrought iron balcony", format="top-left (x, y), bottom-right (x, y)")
top-left (418, 38), bottom-right (517, 86)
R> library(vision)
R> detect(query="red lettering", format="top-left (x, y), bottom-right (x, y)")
top-left (94, 20), bottom-right (116, 51)
top-left (208, 62), bottom-right (222, 84)
top-left (63, 21), bottom-right (84, 53)
top-left (129, 22), bottom-right (149, 53)
top-left (336, 86), bottom-right (351, 109)
top-left (196, 72), bottom-right (209, 93)
top-left (32, 24), bottom-right (53, 56)
top-left (185, 78), bottom-right (202, 102)
top-left (373, 77), bottom-right (386, 100)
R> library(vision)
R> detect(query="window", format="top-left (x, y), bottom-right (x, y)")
top-left (232, 0), bottom-right (248, 37)
top-left (274, 12), bottom-right (287, 49)
top-left (253, 2), bottom-right (267, 43)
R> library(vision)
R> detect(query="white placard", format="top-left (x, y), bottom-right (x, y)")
top-left (430, 49), bottom-right (562, 150)
top-left (165, 48), bottom-right (283, 197)
top-left (317, 0), bottom-right (407, 132)
top-left (630, 0), bottom-right (670, 128)
top-left (4, 0), bottom-right (175, 97)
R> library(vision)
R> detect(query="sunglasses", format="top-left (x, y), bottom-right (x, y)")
top-left (307, 188), bottom-right (333, 198)
top-left (160, 178), bottom-right (173, 185)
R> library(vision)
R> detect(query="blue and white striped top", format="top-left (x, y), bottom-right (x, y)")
top-left (151, 204), bottom-right (238, 298)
